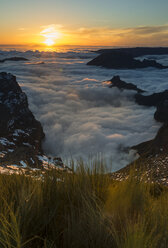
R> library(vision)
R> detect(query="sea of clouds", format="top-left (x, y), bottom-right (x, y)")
top-left (0, 47), bottom-right (168, 171)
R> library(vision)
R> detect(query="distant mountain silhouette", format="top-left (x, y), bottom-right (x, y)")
top-left (0, 57), bottom-right (28, 63)
top-left (87, 51), bottom-right (168, 69)
top-left (96, 47), bottom-right (168, 57)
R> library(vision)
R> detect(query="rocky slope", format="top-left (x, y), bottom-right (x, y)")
top-left (108, 76), bottom-right (168, 185)
top-left (0, 72), bottom-right (65, 173)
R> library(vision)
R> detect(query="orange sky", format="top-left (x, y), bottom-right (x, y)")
top-left (1, 24), bottom-right (168, 47)
top-left (1, 0), bottom-right (168, 47)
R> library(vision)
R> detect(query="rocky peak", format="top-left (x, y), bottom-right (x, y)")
top-left (0, 72), bottom-right (21, 94)
top-left (109, 76), bottom-right (145, 93)
top-left (0, 72), bottom-right (66, 171)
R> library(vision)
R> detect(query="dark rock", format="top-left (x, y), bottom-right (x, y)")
top-left (108, 76), bottom-right (168, 123)
top-left (110, 123), bottom-right (168, 185)
top-left (87, 51), bottom-right (168, 70)
top-left (109, 76), bottom-right (145, 93)
top-left (135, 90), bottom-right (168, 123)
top-left (135, 90), bottom-right (168, 107)
top-left (0, 72), bottom-right (44, 168)
top-left (154, 100), bottom-right (168, 122)
top-left (132, 123), bottom-right (168, 157)
top-left (0, 57), bottom-right (28, 63)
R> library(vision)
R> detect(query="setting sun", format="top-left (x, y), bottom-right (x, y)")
top-left (44, 38), bottom-right (55, 46)
top-left (40, 25), bottom-right (62, 46)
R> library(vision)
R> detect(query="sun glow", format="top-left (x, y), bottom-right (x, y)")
top-left (44, 38), bottom-right (55, 46)
top-left (40, 25), bottom-right (62, 46)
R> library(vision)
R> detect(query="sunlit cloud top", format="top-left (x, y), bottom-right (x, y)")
top-left (40, 25), bottom-right (63, 46)
top-left (40, 25), bottom-right (62, 38)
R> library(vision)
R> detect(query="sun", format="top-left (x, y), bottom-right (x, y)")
top-left (41, 25), bottom-right (62, 46)
top-left (44, 38), bottom-right (55, 46)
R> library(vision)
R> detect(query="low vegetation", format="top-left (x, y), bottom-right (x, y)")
top-left (0, 160), bottom-right (167, 248)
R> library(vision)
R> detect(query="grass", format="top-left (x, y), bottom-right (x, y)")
top-left (0, 161), bottom-right (167, 247)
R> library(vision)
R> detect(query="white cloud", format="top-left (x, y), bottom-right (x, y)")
top-left (40, 24), bottom-right (63, 39)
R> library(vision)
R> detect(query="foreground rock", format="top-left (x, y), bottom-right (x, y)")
top-left (0, 72), bottom-right (65, 171)
top-left (111, 124), bottom-right (168, 185)
top-left (87, 51), bottom-right (168, 69)
top-left (0, 57), bottom-right (28, 63)
top-left (108, 76), bottom-right (145, 93)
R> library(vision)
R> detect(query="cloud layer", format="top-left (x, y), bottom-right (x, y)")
top-left (0, 48), bottom-right (167, 170)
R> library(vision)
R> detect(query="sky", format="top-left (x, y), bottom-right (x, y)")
top-left (0, 0), bottom-right (168, 46)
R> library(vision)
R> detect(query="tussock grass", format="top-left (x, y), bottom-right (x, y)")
top-left (0, 162), bottom-right (167, 247)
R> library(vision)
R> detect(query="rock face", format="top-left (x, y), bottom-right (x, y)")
top-left (154, 101), bottom-right (168, 122)
top-left (0, 57), bottom-right (28, 63)
top-left (110, 116), bottom-right (168, 185)
top-left (87, 51), bottom-right (168, 70)
top-left (135, 90), bottom-right (168, 122)
top-left (132, 124), bottom-right (168, 156)
top-left (135, 90), bottom-right (168, 107)
top-left (0, 72), bottom-right (45, 167)
top-left (109, 76), bottom-right (145, 93)
top-left (0, 72), bottom-right (70, 174)
top-left (107, 74), bottom-right (168, 184)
